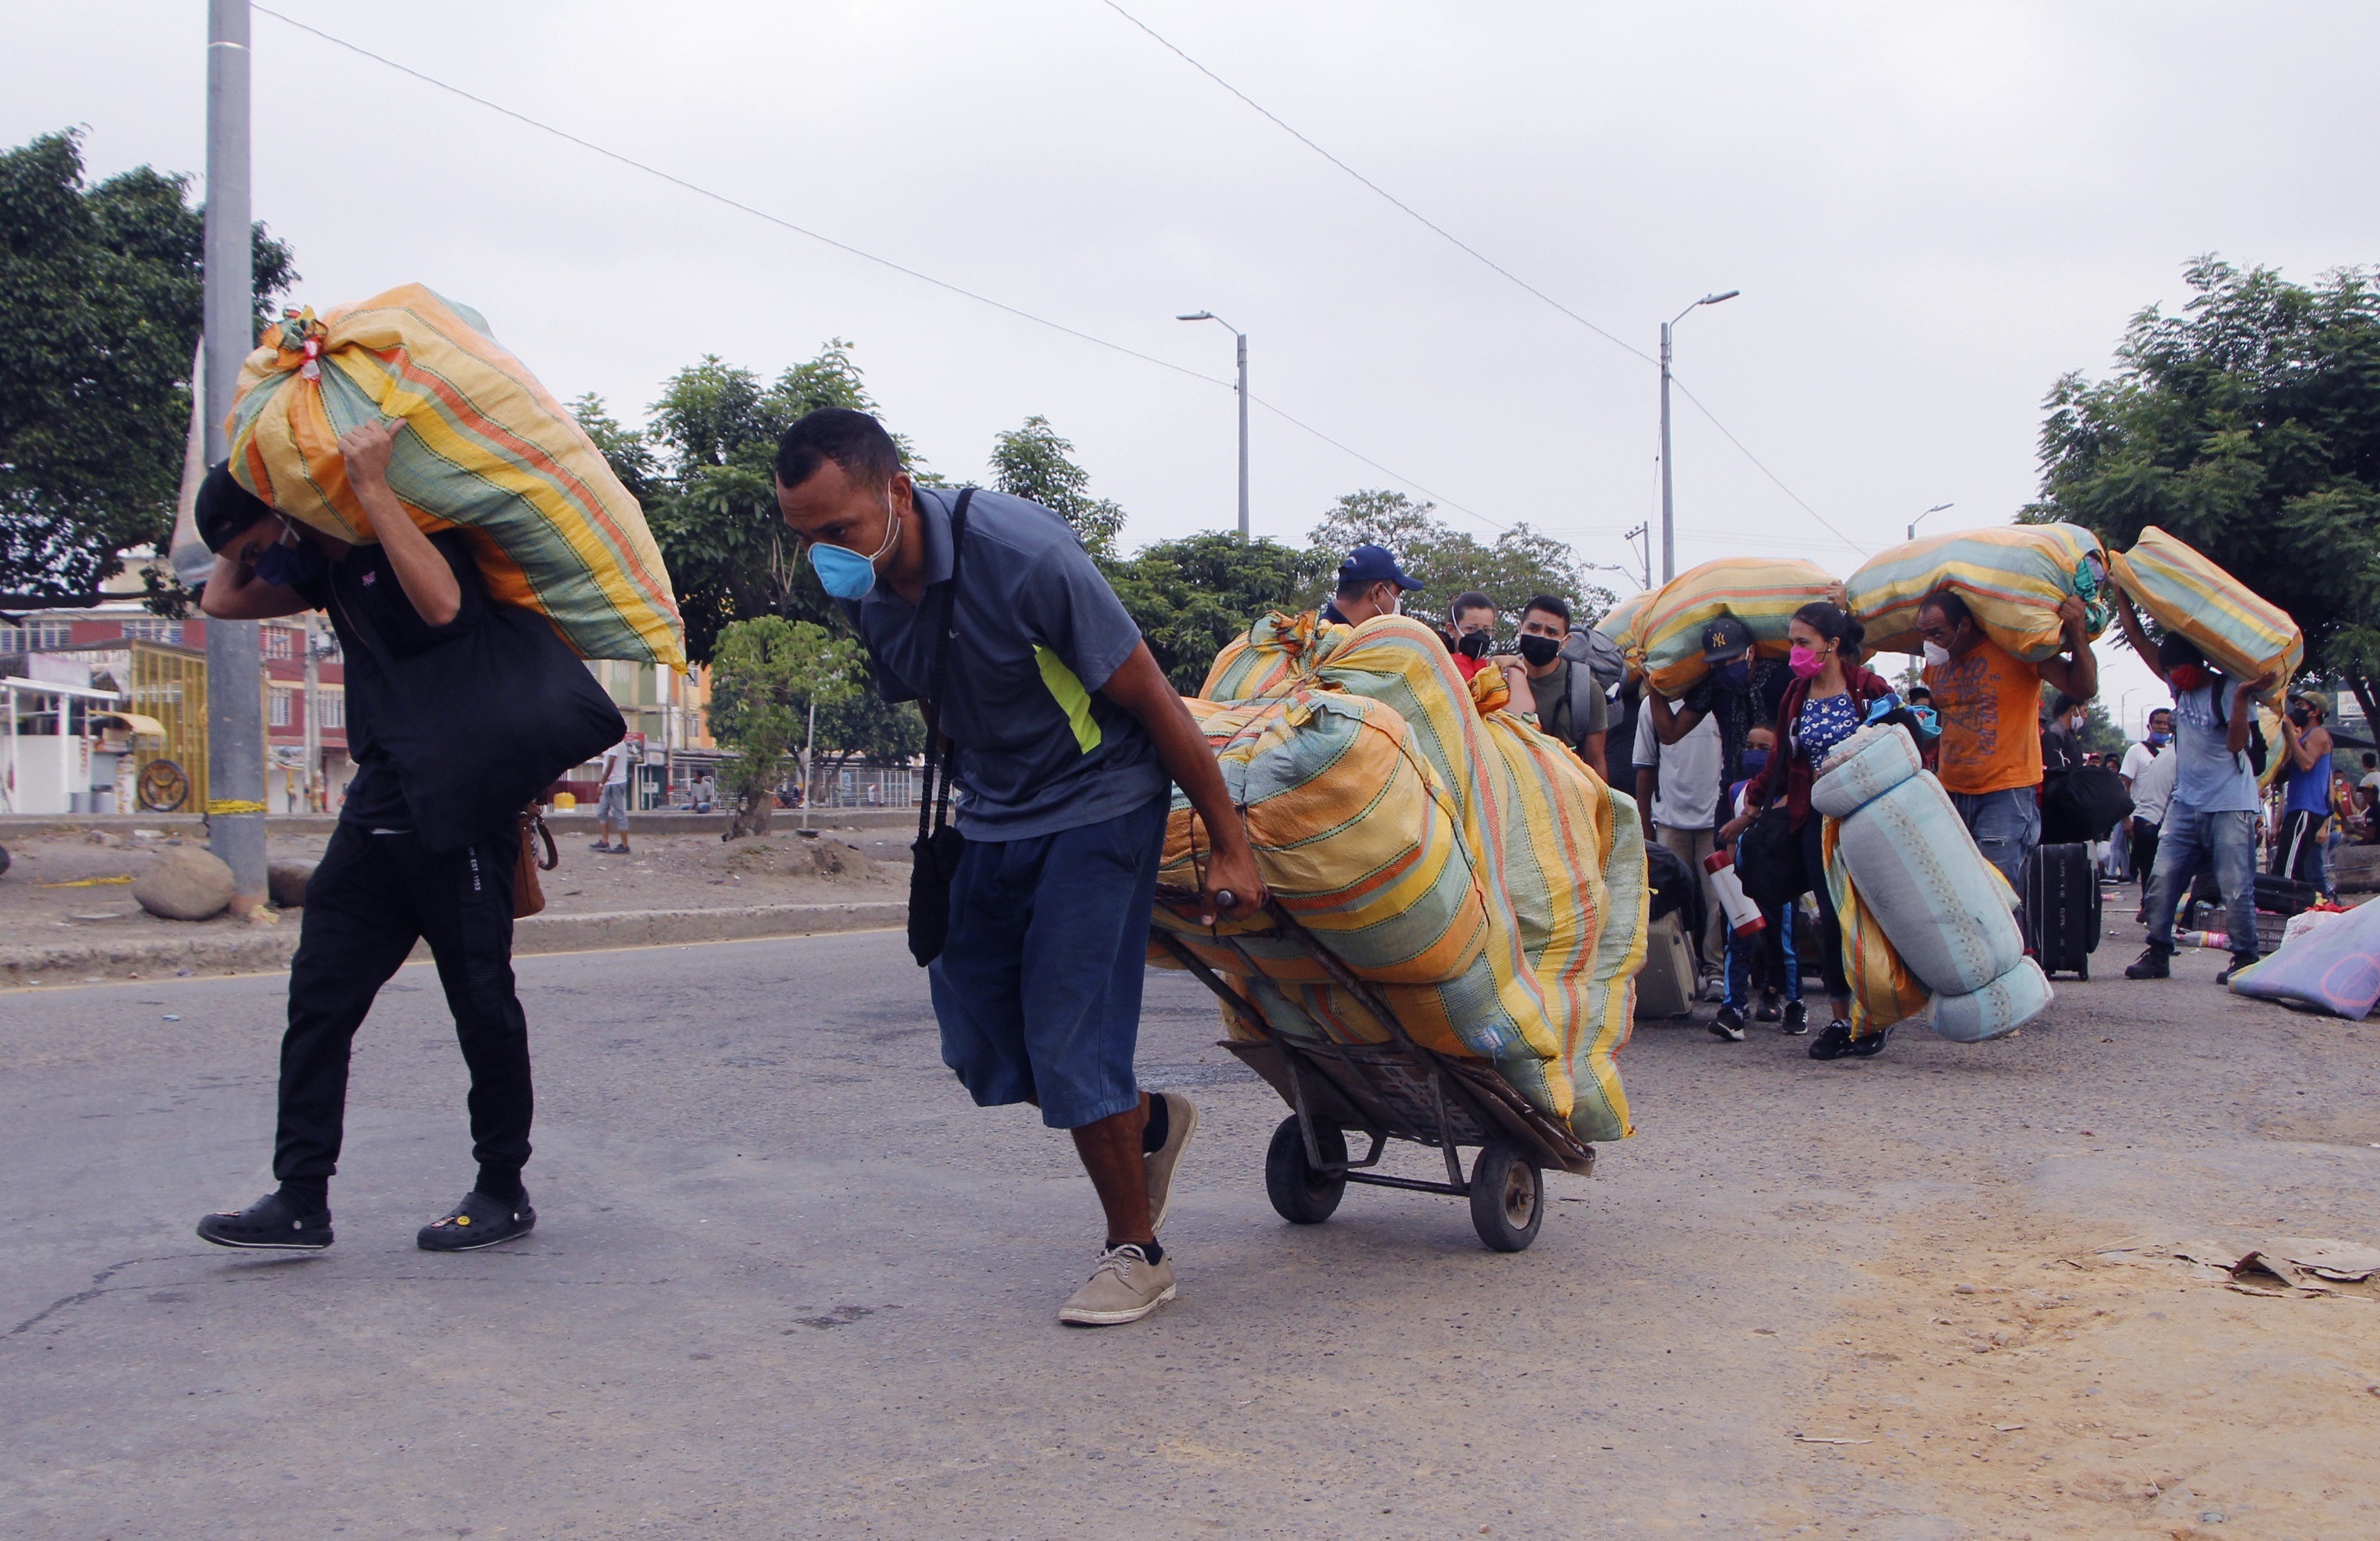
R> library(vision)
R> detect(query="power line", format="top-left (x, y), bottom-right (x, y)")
top-left (1667, 375), bottom-right (1872, 557)
top-left (249, 5), bottom-right (1511, 532)
top-left (1097, 0), bottom-right (1655, 367)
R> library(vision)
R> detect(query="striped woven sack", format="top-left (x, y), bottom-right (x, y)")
top-left (1846, 522), bottom-right (2109, 661)
top-left (228, 284), bottom-right (685, 669)
top-left (1819, 817), bottom-right (1933, 1040)
top-left (1633, 557), bottom-right (1837, 698)
top-left (1595, 590), bottom-right (1651, 651)
top-left (2110, 527), bottom-right (2302, 710)
top-left (1165, 611), bottom-right (1643, 1143)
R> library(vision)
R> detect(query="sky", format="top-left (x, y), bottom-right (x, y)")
top-left (10, 0), bottom-right (2378, 732)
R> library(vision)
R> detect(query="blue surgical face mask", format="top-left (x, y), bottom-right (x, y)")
top-left (807, 494), bottom-right (902, 601)
top-left (1713, 659), bottom-right (1751, 692)
top-left (1739, 748), bottom-right (1771, 779)
top-left (2146, 730), bottom-right (2170, 748)
top-left (252, 521), bottom-right (323, 588)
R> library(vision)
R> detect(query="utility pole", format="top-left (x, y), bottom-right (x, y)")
top-left (799, 697), bottom-right (816, 833)
top-left (1623, 522), bottom-right (1651, 593)
top-left (1178, 311), bottom-right (1248, 538)
top-left (204, 0), bottom-right (267, 908)
top-left (302, 613), bottom-right (321, 812)
top-left (1657, 290), bottom-right (1740, 585)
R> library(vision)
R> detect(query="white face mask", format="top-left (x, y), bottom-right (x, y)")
top-left (1922, 641), bottom-right (1950, 668)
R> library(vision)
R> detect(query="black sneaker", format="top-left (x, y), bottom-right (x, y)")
top-left (1709, 1005), bottom-right (1746, 1043)
top-left (1754, 991), bottom-right (1782, 1023)
top-left (417, 1190), bottom-right (537, 1252)
top-left (2216, 953), bottom-right (2259, 985)
top-left (1849, 1023), bottom-right (1895, 1058)
top-left (1780, 1000), bottom-right (1810, 1035)
top-left (1808, 1019), bottom-right (1855, 1060)
top-left (2123, 947), bottom-right (2171, 980)
top-left (197, 1191), bottom-right (334, 1251)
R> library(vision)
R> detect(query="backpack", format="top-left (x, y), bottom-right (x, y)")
top-left (1560, 627), bottom-right (1628, 694)
top-left (2209, 684), bottom-right (2270, 778)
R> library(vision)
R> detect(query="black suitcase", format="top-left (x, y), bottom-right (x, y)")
top-left (2022, 842), bottom-right (2101, 979)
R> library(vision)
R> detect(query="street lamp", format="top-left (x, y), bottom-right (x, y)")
top-left (1178, 311), bottom-right (1248, 539)
top-left (1658, 289), bottom-right (1738, 584)
top-left (1909, 502), bottom-right (1954, 543)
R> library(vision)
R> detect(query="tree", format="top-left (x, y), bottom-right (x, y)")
top-left (989, 415), bottom-right (1126, 559)
top-left (0, 129), bottom-right (295, 604)
top-left (2026, 256), bottom-right (2380, 721)
top-left (706, 616), bottom-right (865, 837)
top-left (1107, 531), bottom-right (1326, 690)
top-left (808, 691), bottom-right (926, 792)
top-left (1306, 489), bottom-right (1615, 631)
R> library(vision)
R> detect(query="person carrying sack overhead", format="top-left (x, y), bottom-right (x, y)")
top-left (193, 419), bottom-right (622, 1255)
top-left (1723, 602), bottom-right (1897, 1060)
top-left (774, 409), bottom-right (1265, 1329)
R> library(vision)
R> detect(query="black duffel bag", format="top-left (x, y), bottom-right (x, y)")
top-left (1737, 805), bottom-right (1809, 910)
top-left (2041, 764), bottom-right (2134, 845)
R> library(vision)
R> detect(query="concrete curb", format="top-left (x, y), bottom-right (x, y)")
top-left (0, 900), bottom-right (906, 986)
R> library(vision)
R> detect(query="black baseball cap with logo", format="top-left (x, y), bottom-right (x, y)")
top-left (1701, 614), bottom-right (1753, 666)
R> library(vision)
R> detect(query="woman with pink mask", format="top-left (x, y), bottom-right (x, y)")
top-left (1722, 601), bottom-right (1897, 1059)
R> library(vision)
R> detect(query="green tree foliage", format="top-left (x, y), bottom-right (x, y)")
top-left (1306, 489), bottom-right (1615, 632)
top-left (2027, 257), bottom-right (2380, 716)
top-left (989, 415), bottom-right (1125, 559)
top-left (707, 616), bottom-right (865, 836)
top-left (0, 130), bottom-right (295, 603)
top-left (809, 691), bottom-right (927, 790)
top-left (1106, 531), bottom-right (1326, 690)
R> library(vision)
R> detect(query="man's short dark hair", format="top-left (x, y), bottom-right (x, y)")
top-left (1450, 591), bottom-right (1495, 622)
top-left (774, 408), bottom-right (901, 491)
top-left (2156, 631), bottom-right (2206, 671)
top-left (1917, 588), bottom-right (1972, 629)
top-left (2148, 707), bottom-right (2173, 721)
top-left (1906, 685), bottom-right (1933, 704)
top-left (2050, 692), bottom-right (2086, 718)
top-left (2365, 752), bottom-right (2376, 769)
top-left (1520, 594), bottom-right (1570, 629)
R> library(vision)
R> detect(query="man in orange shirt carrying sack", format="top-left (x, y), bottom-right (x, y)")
top-left (1915, 589), bottom-right (2098, 895)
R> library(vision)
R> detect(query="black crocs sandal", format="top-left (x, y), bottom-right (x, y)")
top-left (1807, 1019), bottom-right (1856, 1061)
top-left (198, 1191), bottom-right (334, 1251)
top-left (416, 1190), bottom-right (537, 1252)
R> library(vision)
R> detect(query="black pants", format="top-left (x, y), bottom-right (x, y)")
top-left (275, 824), bottom-right (531, 1188)
top-left (1799, 815), bottom-right (1849, 1005)
top-left (2131, 820), bottom-right (2161, 890)
top-left (2273, 810), bottom-right (2328, 891)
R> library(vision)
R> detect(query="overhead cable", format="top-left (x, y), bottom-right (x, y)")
top-left (250, 5), bottom-right (1510, 532)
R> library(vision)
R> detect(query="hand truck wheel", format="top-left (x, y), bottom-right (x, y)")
top-left (1468, 1139), bottom-right (1544, 1252)
top-left (1264, 1114), bottom-right (1347, 1224)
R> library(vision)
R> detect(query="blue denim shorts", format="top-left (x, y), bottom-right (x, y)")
top-left (927, 793), bottom-right (1169, 1130)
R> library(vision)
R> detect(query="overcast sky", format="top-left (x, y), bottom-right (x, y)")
top-left (11, 0), bottom-right (2377, 727)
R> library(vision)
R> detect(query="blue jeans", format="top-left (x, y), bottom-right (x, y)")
top-left (929, 793), bottom-right (1169, 1129)
top-left (1949, 786), bottom-right (2041, 893)
top-left (1724, 896), bottom-right (1801, 1012)
top-left (2143, 802), bottom-right (2260, 960)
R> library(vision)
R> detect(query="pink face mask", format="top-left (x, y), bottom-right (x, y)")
top-left (1788, 643), bottom-right (1827, 680)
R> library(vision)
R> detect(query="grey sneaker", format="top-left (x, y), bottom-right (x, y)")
top-left (1144, 1091), bottom-right (1199, 1234)
top-left (1058, 1243), bottom-right (1178, 1327)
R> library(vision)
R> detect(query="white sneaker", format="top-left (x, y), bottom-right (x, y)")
top-left (1058, 1243), bottom-right (1177, 1327)
top-left (1143, 1091), bottom-right (1199, 1234)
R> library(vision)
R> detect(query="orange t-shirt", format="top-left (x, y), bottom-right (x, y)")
top-left (1924, 639), bottom-right (2044, 795)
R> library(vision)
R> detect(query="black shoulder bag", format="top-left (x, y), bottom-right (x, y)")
top-left (906, 489), bottom-right (974, 966)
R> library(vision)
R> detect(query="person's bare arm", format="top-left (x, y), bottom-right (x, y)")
top-left (1578, 733), bottom-right (1608, 781)
top-left (1634, 766), bottom-right (1658, 839)
top-left (338, 418), bottom-right (461, 627)
top-left (1648, 689), bottom-right (1706, 745)
top-left (199, 555), bottom-right (311, 620)
top-left (2110, 587), bottom-right (2164, 684)
top-left (1098, 641), bottom-right (1265, 924)
top-left (2228, 674), bottom-right (2275, 757)
top-left (2278, 712), bottom-right (2328, 771)
top-left (2035, 594), bottom-right (2100, 700)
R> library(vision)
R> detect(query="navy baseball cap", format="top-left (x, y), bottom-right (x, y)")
top-left (1701, 613), bottom-right (1753, 666)
top-left (1338, 544), bottom-right (1424, 591)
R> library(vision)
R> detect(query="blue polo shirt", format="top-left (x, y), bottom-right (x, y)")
top-left (839, 486), bottom-right (1168, 841)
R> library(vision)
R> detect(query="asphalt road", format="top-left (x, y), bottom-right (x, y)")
top-left (2, 912), bottom-right (2376, 1539)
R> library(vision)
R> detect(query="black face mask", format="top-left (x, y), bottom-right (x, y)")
top-left (1515, 634), bottom-right (1561, 667)
top-left (1456, 630), bottom-right (1492, 661)
top-left (2289, 706), bottom-right (2313, 727)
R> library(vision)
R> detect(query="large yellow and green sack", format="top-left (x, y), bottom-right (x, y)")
top-left (228, 284), bottom-right (684, 669)
top-left (2110, 527), bottom-right (2302, 709)
top-left (1633, 557), bottom-right (1837, 697)
top-left (1847, 523), bottom-right (2109, 661)
top-left (1594, 590), bottom-right (1651, 653)
top-left (1154, 611), bottom-right (1646, 1144)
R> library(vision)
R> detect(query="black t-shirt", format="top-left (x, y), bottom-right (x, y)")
top-left (297, 532), bottom-right (487, 830)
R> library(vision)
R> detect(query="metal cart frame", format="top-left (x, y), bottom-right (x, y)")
top-left (1151, 897), bottom-right (1597, 1252)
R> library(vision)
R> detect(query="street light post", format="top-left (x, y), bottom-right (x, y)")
top-left (1658, 290), bottom-right (1739, 585)
top-left (204, 0), bottom-right (268, 910)
top-left (1178, 311), bottom-right (1248, 538)
top-left (1908, 502), bottom-right (1954, 543)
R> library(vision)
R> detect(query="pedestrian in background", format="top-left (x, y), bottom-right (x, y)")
top-left (2273, 691), bottom-right (2335, 893)
top-left (1514, 595), bottom-right (1610, 780)
top-left (1319, 545), bottom-right (1424, 626)
top-left (1634, 686), bottom-right (1726, 999)
top-left (594, 738), bottom-right (634, 854)
top-left (776, 407), bottom-right (1265, 1329)
top-left (2114, 591), bottom-right (2272, 984)
top-left (1916, 589), bottom-right (2098, 898)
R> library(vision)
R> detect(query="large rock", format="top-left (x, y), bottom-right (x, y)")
top-left (134, 846), bottom-right (237, 921)
top-left (268, 860), bottom-right (316, 909)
